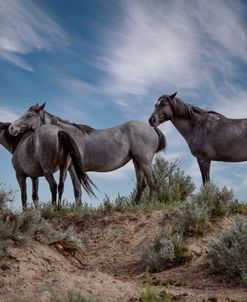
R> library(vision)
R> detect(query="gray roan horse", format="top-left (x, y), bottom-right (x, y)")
top-left (149, 92), bottom-right (247, 184)
top-left (9, 103), bottom-right (166, 202)
top-left (1, 122), bottom-right (95, 210)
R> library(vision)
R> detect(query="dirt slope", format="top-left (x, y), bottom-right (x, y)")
top-left (0, 210), bottom-right (246, 302)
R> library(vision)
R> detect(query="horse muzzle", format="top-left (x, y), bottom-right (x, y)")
top-left (8, 125), bottom-right (21, 136)
top-left (149, 115), bottom-right (159, 127)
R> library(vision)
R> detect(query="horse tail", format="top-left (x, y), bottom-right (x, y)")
top-left (154, 127), bottom-right (166, 153)
top-left (58, 131), bottom-right (97, 198)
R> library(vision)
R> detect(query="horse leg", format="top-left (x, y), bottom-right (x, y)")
top-left (58, 169), bottom-right (68, 209)
top-left (133, 160), bottom-right (146, 203)
top-left (31, 177), bottom-right (39, 209)
top-left (69, 165), bottom-right (82, 207)
top-left (43, 171), bottom-right (57, 207)
top-left (142, 163), bottom-right (157, 201)
top-left (197, 157), bottom-right (211, 184)
top-left (16, 174), bottom-right (27, 211)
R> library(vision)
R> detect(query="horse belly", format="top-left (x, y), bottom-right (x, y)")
top-left (213, 143), bottom-right (247, 162)
top-left (83, 144), bottom-right (131, 172)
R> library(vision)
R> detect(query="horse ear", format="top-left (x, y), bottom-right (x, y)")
top-left (29, 102), bottom-right (45, 112)
top-left (38, 102), bottom-right (46, 111)
top-left (169, 92), bottom-right (177, 100)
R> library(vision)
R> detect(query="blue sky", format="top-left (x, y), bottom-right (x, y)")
top-left (0, 0), bottom-right (247, 208)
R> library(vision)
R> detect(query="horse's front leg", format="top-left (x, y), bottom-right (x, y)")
top-left (197, 157), bottom-right (211, 184)
top-left (16, 173), bottom-right (27, 211)
top-left (31, 177), bottom-right (39, 209)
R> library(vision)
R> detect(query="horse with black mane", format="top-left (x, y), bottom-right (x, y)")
top-left (149, 92), bottom-right (247, 184)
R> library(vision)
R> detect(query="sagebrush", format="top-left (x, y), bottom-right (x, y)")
top-left (208, 216), bottom-right (247, 284)
top-left (177, 184), bottom-right (235, 236)
top-left (141, 228), bottom-right (190, 272)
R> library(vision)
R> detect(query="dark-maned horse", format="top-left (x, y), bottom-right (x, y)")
top-left (9, 103), bottom-right (166, 202)
top-left (149, 92), bottom-right (247, 184)
top-left (0, 122), bottom-right (95, 210)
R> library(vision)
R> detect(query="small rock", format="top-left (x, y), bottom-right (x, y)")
top-left (190, 245), bottom-right (202, 257)
top-left (208, 297), bottom-right (217, 302)
top-left (0, 264), bottom-right (9, 271)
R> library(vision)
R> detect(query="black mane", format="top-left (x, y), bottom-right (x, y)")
top-left (171, 97), bottom-right (224, 119)
top-left (44, 111), bottom-right (95, 134)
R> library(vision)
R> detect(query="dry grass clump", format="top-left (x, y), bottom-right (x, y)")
top-left (0, 209), bottom-right (85, 259)
top-left (208, 216), bottom-right (247, 284)
top-left (0, 184), bottom-right (85, 259)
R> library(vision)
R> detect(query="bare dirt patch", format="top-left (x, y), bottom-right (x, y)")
top-left (0, 211), bottom-right (246, 302)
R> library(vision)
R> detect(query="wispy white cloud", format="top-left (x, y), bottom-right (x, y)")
top-left (0, 108), bottom-right (19, 122)
top-left (0, 0), bottom-right (68, 71)
top-left (213, 88), bottom-right (247, 118)
top-left (95, 0), bottom-right (246, 108)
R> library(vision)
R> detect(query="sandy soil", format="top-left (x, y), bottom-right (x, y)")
top-left (0, 210), bottom-right (246, 302)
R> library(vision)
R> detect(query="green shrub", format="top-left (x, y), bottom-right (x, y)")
top-left (230, 201), bottom-right (247, 215)
top-left (40, 203), bottom-right (55, 219)
top-left (194, 184), bottom-right (235, 218)
top-left (177, 200), bottom-right (209, 236)
top-left (137, 157), bottom-right (195, 204)
top-left (177, 184), bottom-right (235, 236)
top-left (99, 157), bottom-right (195, 212)
top-left (0, 184), bottom-right (14, 216)
top-left (139, 273), bottom-right (172, 302)
top-left (208, 216), bottom-right (247, 284)
top-left (152, 157), bottom-right (195, 203)
top-left (141, 229), bottom-right (190, 272)
top-left (52, 290), bottom-right (100, 302)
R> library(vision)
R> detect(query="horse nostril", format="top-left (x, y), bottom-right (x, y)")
top-left (149, 117), bottom-right (156, 126)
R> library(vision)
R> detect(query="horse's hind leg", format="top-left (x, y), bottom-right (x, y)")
top-left (58, 169), bottom-right (68, 209)
top-left (197, 157), bottom-right (211, 184)
top-left (133, 160), bottom-right (146, 203)
top-left (31, 177), bottom-right (39, 209)
top-left (69, 165), bottom-right (82, 207)
top-left (140, 162), bottom-right (156, 201)
top-left (44, 171), bottom-right (57, 207)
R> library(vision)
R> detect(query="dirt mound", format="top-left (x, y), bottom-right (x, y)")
top-left (0, 211), bottom-right (246, 302)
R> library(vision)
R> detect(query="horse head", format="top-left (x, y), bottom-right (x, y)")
top-left (149, 92), bottom-right (177, 127)
top-left (8, 103), bottom-right (45, 136)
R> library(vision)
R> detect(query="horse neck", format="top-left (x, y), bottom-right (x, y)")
top-left (0, 129), bottom-right (22, 153)
top-left (41, 111), bottom-right (76, 131)
top-left (171, 116), bottom-right (195, 143)
top-left (41, 111), bottom-right (56, 125)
